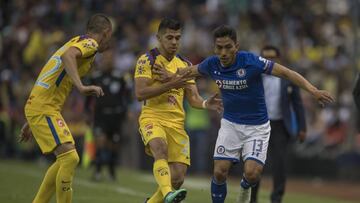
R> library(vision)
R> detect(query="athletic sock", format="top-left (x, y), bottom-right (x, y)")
top-left (153, 159), bottom-right (172, 196)
top-left (33, 161), bottom-right (60, 203)
top-left (211, 177), bottom-right (227, 203)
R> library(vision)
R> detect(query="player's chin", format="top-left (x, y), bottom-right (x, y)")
top-left (167, 47), bottom-right (178, 54)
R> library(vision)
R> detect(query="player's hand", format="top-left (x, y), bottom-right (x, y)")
top-left (312, 89), bottom-right (334, 107)
top-left (297, 131), bottom-right (306, 143)
top-left (168, 68), bottom-right (193, 88)
top-left (19, 122), bottom-right (33, 143)
top-left (153, 62), bottom-right (173, 82)
top-left (205, 93), bottom-right (223, 113)
top-left (79, 85), bottom-right (104, 97)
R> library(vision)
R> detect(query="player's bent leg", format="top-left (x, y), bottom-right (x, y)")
top-left (169, 162), bottom-right (188, 189)
top-left (54, 143), bottom-right (80, 203)
top-left (211, 160), bottom-right (232, 203)
top-left (243, 159), bottom-right (263, 183)
top-left (148, 138), bottom-right (173, 197)
top-left (237, 159), bottom-right (264, 203)
top-left (33, 161), bottom-right (60, 203)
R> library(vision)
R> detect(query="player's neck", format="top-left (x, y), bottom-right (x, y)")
top-left (221, 56), bottom-right (236, 68)
top-left (87, 33), bottom-right (101, 45)
top-left (158, 47), bottom-right (175, 61)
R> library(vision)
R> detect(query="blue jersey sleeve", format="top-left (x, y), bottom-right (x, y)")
top-left (197, 56), bottom-right (214, 76)
top-left (247, 52), bottom-right (274, 75)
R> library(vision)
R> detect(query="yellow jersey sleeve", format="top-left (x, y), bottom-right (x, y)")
top-left (71, 37), bottom-right (98, 58)
top-left (134, 54), bottom-right (152, 79)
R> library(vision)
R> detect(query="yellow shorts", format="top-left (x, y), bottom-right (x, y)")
top-left (25, 111), bottom-right (74, 154)
top-left (139, 119), bottom-right (190, 166)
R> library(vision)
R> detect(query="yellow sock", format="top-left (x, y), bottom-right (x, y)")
top-left (56, 149), bottom-right (79, 203)
top-left (147, 187), bottom-right (163, 203)
top-left (153, 159), bottom-right (172, 196)
top-left (33, 161), bottom-right (60, 203)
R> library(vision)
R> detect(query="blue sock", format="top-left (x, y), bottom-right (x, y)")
top-left (211, 178), bottom-right (227, 203)
top-left (240, 176), bottom-right (256, 189)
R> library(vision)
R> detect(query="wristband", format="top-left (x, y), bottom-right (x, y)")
top-left (202, 99), bottom-right (207, 109)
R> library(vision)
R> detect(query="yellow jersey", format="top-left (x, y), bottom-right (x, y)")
top-left (25, 35), bottom-right (98, 113)
top-left (134, 48), bottom-right (194, 126)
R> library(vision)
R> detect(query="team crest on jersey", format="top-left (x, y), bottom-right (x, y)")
top-left (138, 59), bottom-right (147, 65)
top-left (144, 123), bottom-right (153, 131)
top-left (168, 95), bottom-right (177, 105)
top-left (216, 145), bottom-right (225, 154)
top-left (137, 66), bottom-right (145, 75)
top-left (236, 69), bottom-right (246, 78)
top-left (82, 40), bottom-right (97, 50)
top-left (57, 119), bottom-right (64, 127)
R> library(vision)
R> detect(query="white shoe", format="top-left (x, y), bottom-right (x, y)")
top-left (237, 187), bottom-right (251, 203)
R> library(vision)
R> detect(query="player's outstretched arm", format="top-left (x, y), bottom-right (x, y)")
top-left (135, 69), bottom-right (192, 101)
top-left (61, 47), bottom-right (104, 97)
top-left (271, 63), bottom-right (334, 106)
top-left (185, 85), bottom-right (223, 112)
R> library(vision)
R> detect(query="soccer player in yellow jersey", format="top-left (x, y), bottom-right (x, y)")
top-left (19, 14), bottom-right (112, 203)
top-left (134, 18), bottom-right (222, 203)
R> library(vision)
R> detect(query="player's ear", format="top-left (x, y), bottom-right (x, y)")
top-left (156, 33), bottom-right (161, 42)
top-left (235, 43), bottom-right (240, 50)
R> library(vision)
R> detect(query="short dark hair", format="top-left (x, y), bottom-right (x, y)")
top-left (261, 45), bottom-right (281, 57)
top-left (158, 18), bottom-right (182, 33)
top-left (86, 14), bottom-right (112, 34)
top-left (213, 25), bottom-right (237, 42)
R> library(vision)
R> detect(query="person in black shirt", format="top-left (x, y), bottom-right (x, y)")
top-left (87, 49), bottom-right (131, 181)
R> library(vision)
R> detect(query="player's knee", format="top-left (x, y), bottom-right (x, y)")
top-left (67, 151), bottom-right (80, 169)
top-left (244, 167), bottom-right (262, 183)
top-left (70, 151), bottom-right (80, 166)
top-left (150, 144), bottom-right (168, 160)
top-left (213, 167), bottom-right (229, 183)
top-left (58, 150), bottom-right (80, 169)
top-left (171, 175), bottom-right (184, 189)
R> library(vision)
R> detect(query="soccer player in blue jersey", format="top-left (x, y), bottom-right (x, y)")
top-left (154, 25), bottom-right (334, 203)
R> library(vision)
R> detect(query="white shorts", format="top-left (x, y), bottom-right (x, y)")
top-left (213, 118), bottom-right (271, 165)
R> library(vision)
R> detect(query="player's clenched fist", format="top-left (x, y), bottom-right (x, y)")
top-left (19, 122), bottom-right (33, 143)
top-left (79, 85), bottom-right (104, 97)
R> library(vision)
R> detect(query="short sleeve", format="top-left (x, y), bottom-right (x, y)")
top-left (186, 79), bottom-right (196, 85)
top-left (134, 54), bottom-right (152, 79)
top-left (71, 38), bottom-right (98, 58)
top-left (197, 56), bottom-right (214, 76)
top-left (247, 52), bottom-right (274, 75)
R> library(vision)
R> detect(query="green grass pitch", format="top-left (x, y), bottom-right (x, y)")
top-left (0, 160), bottom-right (355, 203)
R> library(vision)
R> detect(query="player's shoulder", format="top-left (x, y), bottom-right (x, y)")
top-left (136, 53), bottom-right (152, 68)
top-left (137, 48), bottom-right (161, 66)
top-left (69, 35), bottom-right (98, 48)
top-left (238, 50), bottom-right (255, 59)
top-left (238, 51), bottom-right (260, 64)
top-left (175, 54), bottom-right (192, 66)
top-left (203, 55), bottom-right (219, 65)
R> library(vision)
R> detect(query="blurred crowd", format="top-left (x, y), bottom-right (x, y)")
top-left (1, 0), bottom-right (360, 176)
